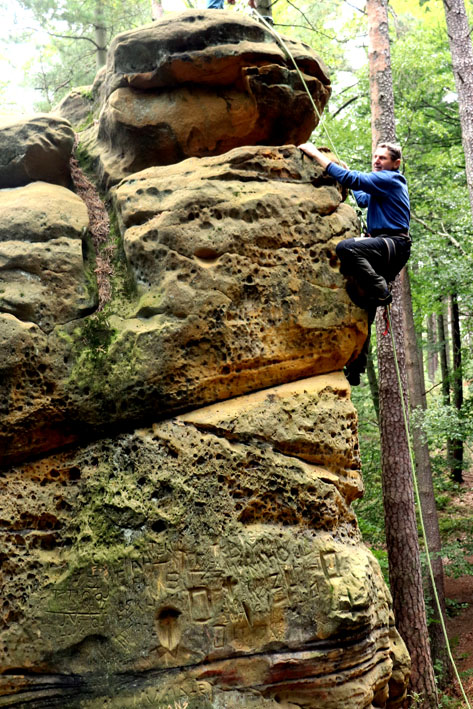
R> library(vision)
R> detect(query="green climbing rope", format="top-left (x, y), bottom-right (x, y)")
top-left (386, 305), bottom-right (472, 708)
top-left (249, 10), bottom-right (472, 705)
top-left (249, 8), bottom-right (342, 163)
top-left (249, 9), bottom-right (367, 231)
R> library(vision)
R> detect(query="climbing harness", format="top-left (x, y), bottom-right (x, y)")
top-left (248, 10), bottom-right (472, 704)
top-left (386, 304), bottom-right (472, 709)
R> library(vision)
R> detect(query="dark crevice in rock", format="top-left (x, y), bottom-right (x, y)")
top-left (0, 628), bottom-right (390, 707)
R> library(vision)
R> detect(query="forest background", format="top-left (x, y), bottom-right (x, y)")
top-left (2, 0), bottom-right (473, 704)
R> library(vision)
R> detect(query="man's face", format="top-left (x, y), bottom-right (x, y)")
top-left (372, 147), bottom-right (401, 172)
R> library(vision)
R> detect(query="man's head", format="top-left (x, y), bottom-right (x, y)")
top-left (372, 142), bottom-right (402, 171)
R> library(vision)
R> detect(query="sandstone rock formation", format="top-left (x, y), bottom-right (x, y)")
top-left (0, 114), bottom-right (75, 188)
top-left (1, 375), bottom-right (409, 708)
top-left (0, 182), bottom-right (96, 332)
top-left (0, 145), bottom-right (366, 465)
top-left (82, 11), bottom-right (331, 186)
top-left (0, 10), bottom-right (410, 709)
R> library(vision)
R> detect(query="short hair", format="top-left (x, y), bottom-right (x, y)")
top-left (377, 142), bottom-right (402, 162)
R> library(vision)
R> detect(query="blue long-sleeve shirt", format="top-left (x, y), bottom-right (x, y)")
top-left (326, 162), bottom-right (410, 233)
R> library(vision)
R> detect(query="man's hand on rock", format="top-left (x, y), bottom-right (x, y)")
top-left (298, 142), bottom-right (331, 169)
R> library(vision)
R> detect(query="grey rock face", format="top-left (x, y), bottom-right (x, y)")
top-left (0, 114), bottom-right (75, 188)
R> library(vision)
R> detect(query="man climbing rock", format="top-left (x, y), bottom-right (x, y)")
top-left (299, 141), bottom-right (411, 385)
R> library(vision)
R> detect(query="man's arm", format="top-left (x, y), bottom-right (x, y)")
top-left (299, 142), bottom-right (396, 197)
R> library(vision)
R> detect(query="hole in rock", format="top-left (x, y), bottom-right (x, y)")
top-left (194, 247), bottom-right (220, 262)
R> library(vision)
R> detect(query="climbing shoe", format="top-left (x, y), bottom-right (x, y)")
top-left (344, 368), bottom-right (361, 386)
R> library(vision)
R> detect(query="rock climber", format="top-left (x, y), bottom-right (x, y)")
top-left (298, 141), bottom-right (411, 386)
top-left (206, 0), bottom-right (256, 8)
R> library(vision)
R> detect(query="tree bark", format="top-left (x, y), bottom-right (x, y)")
top-left (427, 313), bottom-right (438, 383)
top-left (255, 0), bottom-right (273, 20)
top-left (366, 338), bottom-right (379, 422)
top-left (442, 0), bottom-right (473, 219)
top-left (151, 0), bottom-right (163, 20)
top-left (376, 279), bottom-right (438, 706)
top-left (367, 0), bottom-right (438, 704)
top-left (94, 0), bottom-right (107, 68)
top-left (437, 308), bottom-right (450, 406)
top-left (450, 293), bottom-right (464, 483)
top-left (366, 0), bottom-right (396, 151)
top-left (402, 270), bottom-right (452, 687)
top-left (437, 306), bottom-right (457, 474)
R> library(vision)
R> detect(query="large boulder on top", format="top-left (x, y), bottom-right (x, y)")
top-left (0, 146), bottom-right (366, 464)
top-left (0, 114), bottom-right (75, 188)
top-left (86, 10), bottom-right (331, 186)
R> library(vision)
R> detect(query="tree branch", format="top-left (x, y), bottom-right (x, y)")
top-left (411, 212), bottom-right (467, 256)
top-left (343, 0), bottom-right (367, 15)
top-left (331, 95), bottom-right (359, 118)
top-left (45, 30), bottom-right (100, 49)
top-left (283, 0), bottom-right (339, 41)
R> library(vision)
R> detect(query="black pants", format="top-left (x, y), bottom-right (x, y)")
top-left (336, 233), bottom-right (411, 377)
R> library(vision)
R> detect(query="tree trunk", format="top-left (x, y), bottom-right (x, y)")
top-left (442, 0), bottom-right (473, 219)
top-left (427, 313), bottom-right (438, 383)
top-left (437, 308), bottom-right (450, 406)
top-left (366, 0), bottom-right (396, 151)
top-left (94, 0), bottom-right (107, 68)
top-left (367, 0), bottom-right (438, 704)
top-left (376, 279), bottom-right (438, 706)
top-left (402, 271), bottom-right (452, 687)
top-left (450, 293), bottom-right (464, 483)
top-left (437, 307), bottom-right (457, 474)
top-left (151, 0), bottom-right (163, 20)
top-left (366, 338), bottom-right (379, 422)
top-left (255, 0), bottom-right (273, 20)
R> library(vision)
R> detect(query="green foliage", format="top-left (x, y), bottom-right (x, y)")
top-left (9, 0), bottom-right (152, 109)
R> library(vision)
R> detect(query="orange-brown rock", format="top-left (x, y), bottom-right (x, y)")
top-left (85, 10), bottom-right (331, 186)
top-left (0, 145), bottom-right (366, 464)
top-left (0, 15), bottom-right (411, 708)
top-left (0, 374), bottom-right (409, 708)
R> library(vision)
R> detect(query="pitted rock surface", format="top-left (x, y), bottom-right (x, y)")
top-left (0, 145), bottom-right (366, 464)
top-left (0, 375), bottom-right (409, 708)
top-left (0, 182), bottom-right (96, 333)
top-left (86, 10), bottom-right (331, 185)
top-left (0, 14), bottom-right (410, 707)
top-left (0, 114), bottom-right (75, 188)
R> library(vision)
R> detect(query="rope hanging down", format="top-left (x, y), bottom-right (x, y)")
top-left (387, 305), bottom-right (472, 709)
top-left (249, 9), bottom-right (367, 230)
top-left (249, 10), bottom-right (472, 705)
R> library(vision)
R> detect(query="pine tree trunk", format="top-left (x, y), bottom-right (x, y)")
top-left (402, 271), bottom-right (452, 687)
top-left (450, 293), bottom-right (464, 483)
top-left (255, 0), bottom-right (273, 20)
top-left (367, 0), bottom-right (438, 704)
top-left (437, 307), bottom-right (457, 474)
top-left (366, 0), bottom-right (396, 150)
top-left (442, 0), bottom-right (473, 218)
top-left (376, 280), bottom-right (438, 706)
top-left (427, 313), bottom-right (438, 383)
top-left (94, 0), bottom-right (107, 68)
top-left (366, 338), bottom-right (379, 422)
top-left (437, 309), bottom-right (450, 406)
top-left (151, 0), bottom-right (163, 20)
